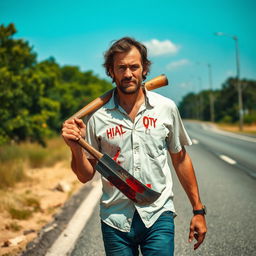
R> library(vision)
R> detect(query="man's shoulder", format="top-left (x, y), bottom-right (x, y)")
top-left (84, 101), bottom-right (112, 124)
top-left (147, 90), bottom-right (177, 109)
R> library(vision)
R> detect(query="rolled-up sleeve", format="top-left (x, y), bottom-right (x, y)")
top-left (166, 104), bottom-right (192, 153)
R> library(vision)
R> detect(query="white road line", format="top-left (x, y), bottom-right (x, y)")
top-left (192, 139), bottom-right (199, 144)
top-left (219, 155), bottom-right (237, 165)
top-left (46, 180), bottom-right (102, 256)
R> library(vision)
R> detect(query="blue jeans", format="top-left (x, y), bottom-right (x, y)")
top-left (101, 211), bottom-right (175, 256)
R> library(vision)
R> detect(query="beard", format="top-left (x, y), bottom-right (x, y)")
top-left (115, 77), bottom-right (142, 95)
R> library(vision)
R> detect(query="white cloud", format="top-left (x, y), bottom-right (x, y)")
top-left (166, 59), bottom-right (190, 71)
top-left (143, 39), bottom-right (179, 57)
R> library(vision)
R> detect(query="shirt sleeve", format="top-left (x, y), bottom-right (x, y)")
top-left (166, 103), bottom-right (192, 153)
top-left (84, 116), bottom-right (100, 159)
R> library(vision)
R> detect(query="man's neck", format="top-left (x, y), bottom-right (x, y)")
top-left (117, 87), bottom-right (145, 121)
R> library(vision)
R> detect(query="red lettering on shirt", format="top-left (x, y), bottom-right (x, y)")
top-left (106, 125), bottom-right (126, 139)
top-left (106, 128), bottom-right (113, 139)
top-left (143, 116), bottom-right (157, 129)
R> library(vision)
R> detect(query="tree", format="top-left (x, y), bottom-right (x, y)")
top-left (179, 77), bottom-right (256, 124)
top-left (0, 23), bottom-right (113, 146)
top-left (0, 24), bottom-right (58, 145)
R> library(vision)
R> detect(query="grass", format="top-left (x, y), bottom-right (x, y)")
top-left (0, 160), bottom-right (27, 189)
top-left (217, 122), bottom-right (256, 135)
top-left (0, 136), bottom-right (70, 189)
top-left (8, 207), bottom-right (33, 220)
top-left (0, 136), bottom-right (71, 220)
top-left (5, 221), bottom-right (22, 231)
top-left (0, 192), bottom-right (42, 220)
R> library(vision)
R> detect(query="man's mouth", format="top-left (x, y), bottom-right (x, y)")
top-left (122, 79), bottom-right (135, 85)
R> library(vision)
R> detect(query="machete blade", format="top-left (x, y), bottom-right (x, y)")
top-left (96, 154), bottom-right (161, 205)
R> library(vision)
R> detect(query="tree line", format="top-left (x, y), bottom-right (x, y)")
top-left (0, 23), bottom-right (112, 146)
top-left (179, 78), bottom-right (256, 124)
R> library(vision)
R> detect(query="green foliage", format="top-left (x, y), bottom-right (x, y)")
top-left (179, 77), bottom-right (256, 124)
top-left (0, 23), bottom-right (112, 146)
top-left (244, 111), bottom-right (256, 124)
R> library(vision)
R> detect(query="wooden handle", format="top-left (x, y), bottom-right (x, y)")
top-left (143, 74), bottom-right (168, 91)
top-left (77, 137), bottom-right (103, 160)
top-left (69, 74), bottom-right (169, 119)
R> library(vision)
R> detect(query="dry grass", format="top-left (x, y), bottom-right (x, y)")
top-left (0, 150), bottom-right (83, 256)
top-left (0, 137), bottom-right (70, 189)
top-left (0, 136), bottom-right (75, 255)
top-left (217, 123), bottom-right (256, 135)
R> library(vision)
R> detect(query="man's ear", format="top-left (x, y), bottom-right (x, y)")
top-left (109, 68), bottom-right (114, 78)
top-left (142, 68), bottom-right (147, 77)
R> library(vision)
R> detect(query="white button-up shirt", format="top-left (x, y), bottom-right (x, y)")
top-left (85, 89), bottom-right (192, 232)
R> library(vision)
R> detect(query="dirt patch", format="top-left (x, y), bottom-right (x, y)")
top-left (0, 161), bottom-right (83, 256)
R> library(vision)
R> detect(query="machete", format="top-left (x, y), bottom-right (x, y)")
top-left (78, 138), bottom-right (161, 205)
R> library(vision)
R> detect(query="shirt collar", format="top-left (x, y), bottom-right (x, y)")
top-left (103, 88), bottom-right (118, 110)
top-left (104, 86), bottom-right (157, 110)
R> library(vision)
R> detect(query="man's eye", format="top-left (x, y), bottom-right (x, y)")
top-left (119, 66), bottom-right (126, 71)
top-left (131, 65), bottom-right (139, 70)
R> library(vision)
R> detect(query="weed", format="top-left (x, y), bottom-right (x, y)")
top-left (24, 197), bottom-right (41, 212)
top-left (9, 207), bottom-right (33, 220)
top-left (6, 221), bottom-right (22, 231)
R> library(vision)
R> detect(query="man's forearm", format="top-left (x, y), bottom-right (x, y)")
top-left (70, 146), bottom-right (96, 183)
top-left (170, 148), bottom-right (203, 210)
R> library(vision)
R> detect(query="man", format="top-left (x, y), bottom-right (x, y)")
top-left (62, 37), bottom-right (207, 255)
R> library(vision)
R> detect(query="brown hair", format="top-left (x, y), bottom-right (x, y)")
top-left (103, 37), bottom-right (151, 81)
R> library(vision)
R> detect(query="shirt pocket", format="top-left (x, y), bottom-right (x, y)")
top-left (140, 153), bottom-right (167, 194)
top-left (140, 123), bottom-right (168, 159)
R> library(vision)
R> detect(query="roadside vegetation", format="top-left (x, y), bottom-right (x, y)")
top-left (0, 137), bottom-right (69, 189)
top-left (0, 22), bottom-right (111, 223)
top-left (179, 79), bottom-right (256, 127)
top-left (0, 137), bottom-right (70, 220)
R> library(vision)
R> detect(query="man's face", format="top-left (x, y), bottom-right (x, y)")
top-left (110, 46), bottom-right (146, 94)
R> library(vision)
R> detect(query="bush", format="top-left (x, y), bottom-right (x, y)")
top-left (244, 112), bottom-right (256, 125)
top-left (220, 115), bottom-right (233, 124)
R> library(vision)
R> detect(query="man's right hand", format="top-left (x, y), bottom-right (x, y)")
top-left (62, 118), bottom-right (86, 149)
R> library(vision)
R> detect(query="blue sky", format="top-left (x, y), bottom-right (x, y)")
top-left (1, 0), bottom-right (256, 104)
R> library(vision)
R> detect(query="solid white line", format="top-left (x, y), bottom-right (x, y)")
top-left (220, 155), bottom-right (237, 165)
top-left (46, 179), bottom-right (102, 256)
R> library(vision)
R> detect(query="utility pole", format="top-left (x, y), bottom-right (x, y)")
top-left (207, 64), bottom-right (215, 122)
top-left (214, 32), bottom-right (243, 131)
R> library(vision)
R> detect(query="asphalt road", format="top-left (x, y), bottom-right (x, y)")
top-left (63, 122), bottom-right (256, 255)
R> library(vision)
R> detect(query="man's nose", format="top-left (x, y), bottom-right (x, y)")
top-left (124, 68), bottom-right (132, 78)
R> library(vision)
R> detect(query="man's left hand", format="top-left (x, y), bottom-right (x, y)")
top-left (188, 214), bottom-right (207, 250)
